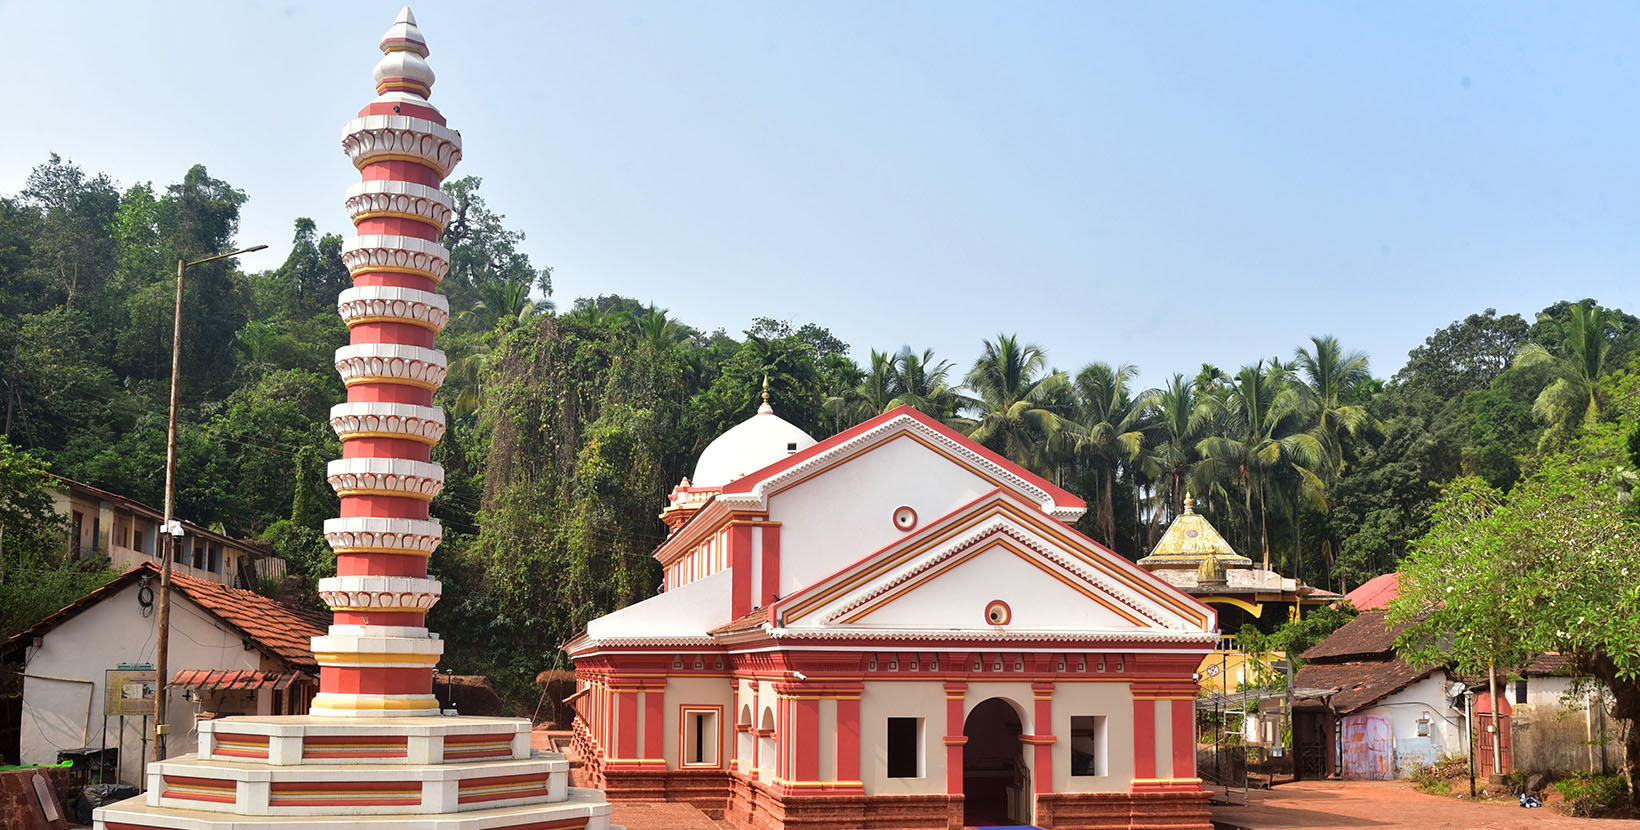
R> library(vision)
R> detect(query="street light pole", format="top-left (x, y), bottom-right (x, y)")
top-left (152, 244), bottom-right (265, 764)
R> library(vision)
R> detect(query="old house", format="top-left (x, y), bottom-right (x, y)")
top-left (0, 562), bottom-right (325, 784)
top-left (49, 475), bottom-right (285, 588)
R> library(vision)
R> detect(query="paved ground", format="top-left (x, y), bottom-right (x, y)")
top-left (1212, 780), bottom-right (1640, 830)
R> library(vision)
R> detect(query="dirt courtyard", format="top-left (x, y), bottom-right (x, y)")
top-left (1212, 779), bottom-right (1640, 830)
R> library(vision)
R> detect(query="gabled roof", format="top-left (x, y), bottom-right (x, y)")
top-left (1293, 657), bottom-right (1442, 714)
top-left (770, 488), bottom-right (1215, 641)
top-left (1300, 608), bottom-right (1404, 662)
top-left (48, 474), bottom-right (271, 553)
top-left (567, 569), bottom-right (733, 652)
top-left (0, 562), bottom-right (326, 670)
top-left (718, 405), bottom-right (1085, 520)
top-left (1341, 572), bottom-right (1401, 611)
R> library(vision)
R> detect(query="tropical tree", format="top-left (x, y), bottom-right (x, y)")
top-left (1072, 362), bottom-right (1158, 550)
top-left (1151, 374), bottom-right (1210, 522)
top-left (965, 334), bottom-right (1070, 478)
top-left (1514, 299), bottom-right (1619, 448)
top-left (1197, 362), bottom-right (1329, 569)
top-left (823, 348), bottom-right (896, 429)
top-left (889, 347), bottom-right (972, 426)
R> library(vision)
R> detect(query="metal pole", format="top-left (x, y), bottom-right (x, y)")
top-left (152, 257), bottom-right (185, 764)
top-left (150, 244), bottom-right (263, 765)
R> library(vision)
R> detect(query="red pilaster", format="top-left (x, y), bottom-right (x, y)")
top-left (1171, 697), bottom-right (1194, 780)
top-left (759, 525), bottom-right (780, 606)
top-left (1032, 682), bottom-right (1055, 795)
top-left (836, 693), bottom-right (861, 785)
top-left (730, 524), bottom-right (753, 618)
top-left (643, 685), bottom-right (665, 764)
top-left (1132, 694), bottom-right (1156, 782)
top-left (793, 692), bottom-right (819, 782)
top-left (943, 681), bottom-right (967, 795)
top-left (614, 687), bottom-right (639, 759)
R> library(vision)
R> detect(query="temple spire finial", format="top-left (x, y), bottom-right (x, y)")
top-left (1183, 492), bottom-right (1195, 514)
top-left (758, 374), bottom-right (773, 414)
top-left (375, 6), bottom-right (435, 97)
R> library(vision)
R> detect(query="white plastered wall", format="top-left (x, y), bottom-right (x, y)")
top-left (1051, 681), bottom-right (1135, 793)
top-left (859, 680), bottom-right (947, 794)
top-left (1351, 675), bottom-right (1467, 775)
top-left (18, 582), bottom-right (272, 785)
top-left (661, 676), bottom-right (735, 770)
top-left (769, 436), bottom-right (995, 596)
top-left (852, 544), bottom-right (1143, 630)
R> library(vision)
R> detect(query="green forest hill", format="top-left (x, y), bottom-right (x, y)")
top-left (2, 155), bottom-right (1638, 706)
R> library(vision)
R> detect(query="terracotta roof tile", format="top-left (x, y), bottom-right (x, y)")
top-left (167, 567), bottom-right (327, 669)
top-left (1294, 657), bottom-right (1441, 714)
top-left (708, 606), bottom-right (770, 636)
top-left (1300, 608), bottom-right (1405, 662)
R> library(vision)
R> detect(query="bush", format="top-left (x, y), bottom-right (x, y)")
top-left (1555, 772), bottom-right (1628, 817)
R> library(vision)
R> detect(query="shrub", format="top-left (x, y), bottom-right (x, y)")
top-left (1555, 772), bottom-right (1628, 817)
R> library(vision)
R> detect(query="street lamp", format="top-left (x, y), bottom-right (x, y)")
top-left (152, 244), bottom-right (266, 763)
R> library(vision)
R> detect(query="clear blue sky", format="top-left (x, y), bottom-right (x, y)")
top-left (3, 2), bottom-right (1637, 387)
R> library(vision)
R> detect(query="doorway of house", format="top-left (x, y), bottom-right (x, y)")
top-left (963, 697), bottom-right (1027, 826)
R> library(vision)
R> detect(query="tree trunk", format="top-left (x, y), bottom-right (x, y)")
top-left (1293, 506), bottom-right (1303, 582)
top-left (1579, 651), bottom-right (1640, 807)
top-left (1101, 459), bottom-right (1116, 550)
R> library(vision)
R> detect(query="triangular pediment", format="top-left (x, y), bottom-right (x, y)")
top-left (717, 406), bottom-right (1086, 522)
top-left (774, 490), bottom-right (1215, 639)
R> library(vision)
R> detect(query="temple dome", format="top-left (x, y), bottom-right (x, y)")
top-left (692, 398), bottom-right (816, 488)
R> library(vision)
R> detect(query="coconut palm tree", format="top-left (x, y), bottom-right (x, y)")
top-left (1072, 362), bottom-right (1159, 550)
top-left (965, 334), bottom-right (1071, 478)
top-left (1294, 335), bottom-right (1372, 459)
top-left (461, 275), bottom-right (551, 331)
top-left (1151, 373), bottom-right (1212, 522)
top-left (1197, 362), bottom-right (1329, 568)
top-left (890, 348), bottom-right (974, 427)
top-left (1514, 300), bottom-right (1618, 448)
top-left (629, 304), bottom-right (693, 349)
top-left (823, 349), bottom-right (896, 429)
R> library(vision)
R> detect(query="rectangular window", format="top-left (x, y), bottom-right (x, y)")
top-left (193, 538), bottom-right (206, 569)
top-left (886, 717), bottom-right (923, 779)
top-left (681, 707), bottom-right (720, 767)
top-left (1515, 679), bottom-right (1528, 704)
top-left (132, 528), bottom-right (145, 556)
top-left (1070, 715), bottom-right (1106, 776)
top-left (209, 544), bottom-right (223, 574)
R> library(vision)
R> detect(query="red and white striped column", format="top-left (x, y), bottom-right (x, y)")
top-left (313, 6), bottom-right (462, 718)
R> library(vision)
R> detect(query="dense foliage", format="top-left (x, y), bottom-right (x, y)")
top-left (1, 153), bottom-right (1636, 710)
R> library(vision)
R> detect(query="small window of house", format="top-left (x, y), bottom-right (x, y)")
top-left (1515, 679), bottom-right (1528, 705)
top-left (886, 717), bottom-right (923, 778)
top-left (132, 528), bottom-right (145, 556)
top-left (209, 544), bottom-right (223, 574)
top-left (682, 707), bottom-right (720, 767)
top-left (1070, 715), bottom-right (1106, 776)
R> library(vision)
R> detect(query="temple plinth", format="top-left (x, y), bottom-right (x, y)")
top-left (92, 9), bottom-right (613, 829)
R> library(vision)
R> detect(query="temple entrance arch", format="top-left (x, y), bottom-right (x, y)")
top-left (962, 697), bottom-right (1028, 826)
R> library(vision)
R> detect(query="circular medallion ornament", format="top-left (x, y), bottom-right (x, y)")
top-left (984, 599), bottom-right (1012, 626)
top-left (892, 505), bottom-right (918, 531)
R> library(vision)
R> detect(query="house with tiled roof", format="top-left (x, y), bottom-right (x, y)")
top-left (0, 562), bottom-right (326, 785)
top-left (1289, 608), bottom-right (1467, 780)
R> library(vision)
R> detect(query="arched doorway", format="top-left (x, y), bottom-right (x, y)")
top-left (963, 698), bottom-right (1027, 826)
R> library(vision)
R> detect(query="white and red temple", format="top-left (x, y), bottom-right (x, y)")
top-left (94, 9), bottom-right (612, 830)
top-left (568, 402), bottom-right (1218, 829)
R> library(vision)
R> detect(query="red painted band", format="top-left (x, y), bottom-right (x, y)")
top-left (347, 382), bottom-right (435, 406)
top-left (352, 271), bottom-right (440, 292)
top-left (342, 437), bottom-right (433, 462)
top-left (339, 495), bottom-right (431, 520)
top-left (337, 554), bottom-right (429, 578)
top-left (358, 100), bottom-right (446, 125)
top-left (320, 665), bottom-right (434, 696)
top-left (330, 610), bottom-right (427, 627)
top-left (362, 160), bottom-right (443, 188)
top-left (355, 215), bottom-right (441, 240)
top-left (348, 321), bottom-right (439, 348)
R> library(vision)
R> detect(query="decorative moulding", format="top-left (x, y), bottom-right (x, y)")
top-left (344, 179), bottom-right (455, 233)
top-left (330, 400), bottom-right (447, 444)
top-left (334, 342), bottom-right (448, 390)
top-left (341, 114), bottom-right (463, 177)
top-left (340, 234), bottom-right (451, 283)
top-left (326, 457), bottom-right (445, 500)
top-left (322, 516), bottom-right (442, 556)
